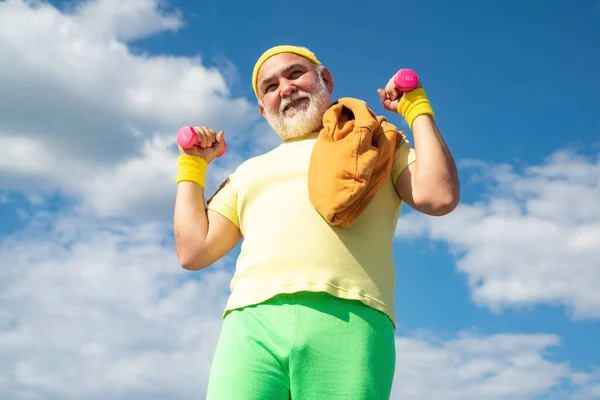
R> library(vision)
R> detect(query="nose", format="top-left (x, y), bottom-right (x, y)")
top-left (279, 79), bottom-right (296, 98)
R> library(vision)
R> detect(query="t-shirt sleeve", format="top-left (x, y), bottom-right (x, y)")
top-left (206, 173), bottom-right (240, 228)
top-left (391, 138), bottom-right (416, 183)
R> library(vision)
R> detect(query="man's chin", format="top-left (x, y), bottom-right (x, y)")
top-left (272, 115), bottom-right (323, 141)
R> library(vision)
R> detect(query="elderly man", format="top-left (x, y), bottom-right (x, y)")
top-left (174, 45), bottom-right (459, 399)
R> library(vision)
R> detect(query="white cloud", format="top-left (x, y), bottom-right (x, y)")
top-left (72, 0), bottom-right (183, 41)
top-left (1, 211), bottom-right (597, 400)
top-left (396, 149), bottom-right (600, 320)
top-left (0, 210), bottom-right (235, 400)
top-left (0, 0), bottom-right (268, 220)
top-left (391, 331), bottom-right (599, 400)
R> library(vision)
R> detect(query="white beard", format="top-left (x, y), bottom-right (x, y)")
top-left (263, 73), bottom-right (330, 142)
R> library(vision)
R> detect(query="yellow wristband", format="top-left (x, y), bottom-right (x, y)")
top-left (176, 154), bottom-right (208, 187)
top-left (397, 88), bottom-right (435, 129)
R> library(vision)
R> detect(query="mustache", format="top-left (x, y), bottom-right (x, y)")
top-left (279, 92), bottom-right (311, 113)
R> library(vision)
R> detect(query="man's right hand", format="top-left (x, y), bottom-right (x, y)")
top-left (178, 126), bottom-right (226, 163)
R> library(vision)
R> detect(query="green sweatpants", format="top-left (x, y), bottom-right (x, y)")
top-left (206, 291), bottom-right (396, 399)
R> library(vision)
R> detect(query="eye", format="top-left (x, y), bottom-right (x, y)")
top-left (265, 83), bottom-right (277, 92)
top-left (289, 70), bottom-right (304, 79)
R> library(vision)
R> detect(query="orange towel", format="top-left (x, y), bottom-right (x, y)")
top-left (308, 97), bottom-right (404, 228)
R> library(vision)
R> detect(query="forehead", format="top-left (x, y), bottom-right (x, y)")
top-left (257, 53), bottom-right (314, 83)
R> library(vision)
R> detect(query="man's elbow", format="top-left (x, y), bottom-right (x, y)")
top-left (429, 191), bottom-right (460, 216)
top-left (179, 259), bottom-right (205, 271)
top-left (174, 231), bottom-right (209, 271)
top-left (416, 191), bottom-right (460, 216)
top-left (176, 248), bottom-right (210, 271)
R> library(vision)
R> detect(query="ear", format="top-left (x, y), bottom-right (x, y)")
top-left (321, 67), bottom-right (335, 94)
top-left (258, 102), bottom-right (266, 118)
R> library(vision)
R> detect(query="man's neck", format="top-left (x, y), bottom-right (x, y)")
top-left (282, 130), bottom-right (320, 143)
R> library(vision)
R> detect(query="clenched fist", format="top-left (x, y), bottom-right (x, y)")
top-left (178, 126), bottom-right (226, 164)
top-left (377, 75), bottom-right (422, 113)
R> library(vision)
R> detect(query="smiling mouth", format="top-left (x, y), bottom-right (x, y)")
top-left (283, 97), bottom-right (308, 112)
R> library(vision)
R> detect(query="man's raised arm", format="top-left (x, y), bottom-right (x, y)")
top-left (394, 114), bottom-right (460, 216)
top-left (173, 126), bottom-right (242, 271)
top-left (378, 75), bottom-right (460, 216)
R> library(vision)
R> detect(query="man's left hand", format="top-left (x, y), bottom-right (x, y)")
top-left (377, 75), bottom-right (422, 113)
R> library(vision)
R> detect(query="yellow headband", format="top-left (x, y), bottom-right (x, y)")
top-left (252, 45), bottom-right (321, 98)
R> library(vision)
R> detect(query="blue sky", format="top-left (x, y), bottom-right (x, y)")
top-left (135, 0), bottom-right (600, 160)
top-left (1, 0), bottom-right (599, 398)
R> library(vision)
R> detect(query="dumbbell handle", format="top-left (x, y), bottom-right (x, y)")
top-left (177, 126), bottom-right (226, 158)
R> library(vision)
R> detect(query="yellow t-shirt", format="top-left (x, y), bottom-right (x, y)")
top-left (207, 132), bottom-right (416, 326)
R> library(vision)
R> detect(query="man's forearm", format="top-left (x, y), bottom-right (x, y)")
top-left (173, 181), bottom-right (209, 268)
top-left (410, 114), bottom-right (460, 212)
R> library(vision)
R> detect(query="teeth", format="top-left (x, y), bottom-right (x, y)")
top-left (285, 98), bottom-right (305, 111)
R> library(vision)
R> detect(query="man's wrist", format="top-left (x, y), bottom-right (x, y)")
top-left (397, 88), bottom-right (435, 130)
top-left (176, 154), bottom-right (208, 187)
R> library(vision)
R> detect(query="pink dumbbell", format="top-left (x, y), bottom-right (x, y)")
top-left (177, 126), bottom-right (226, 158)
top-left (394, 69), bottom-right (419, 92)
